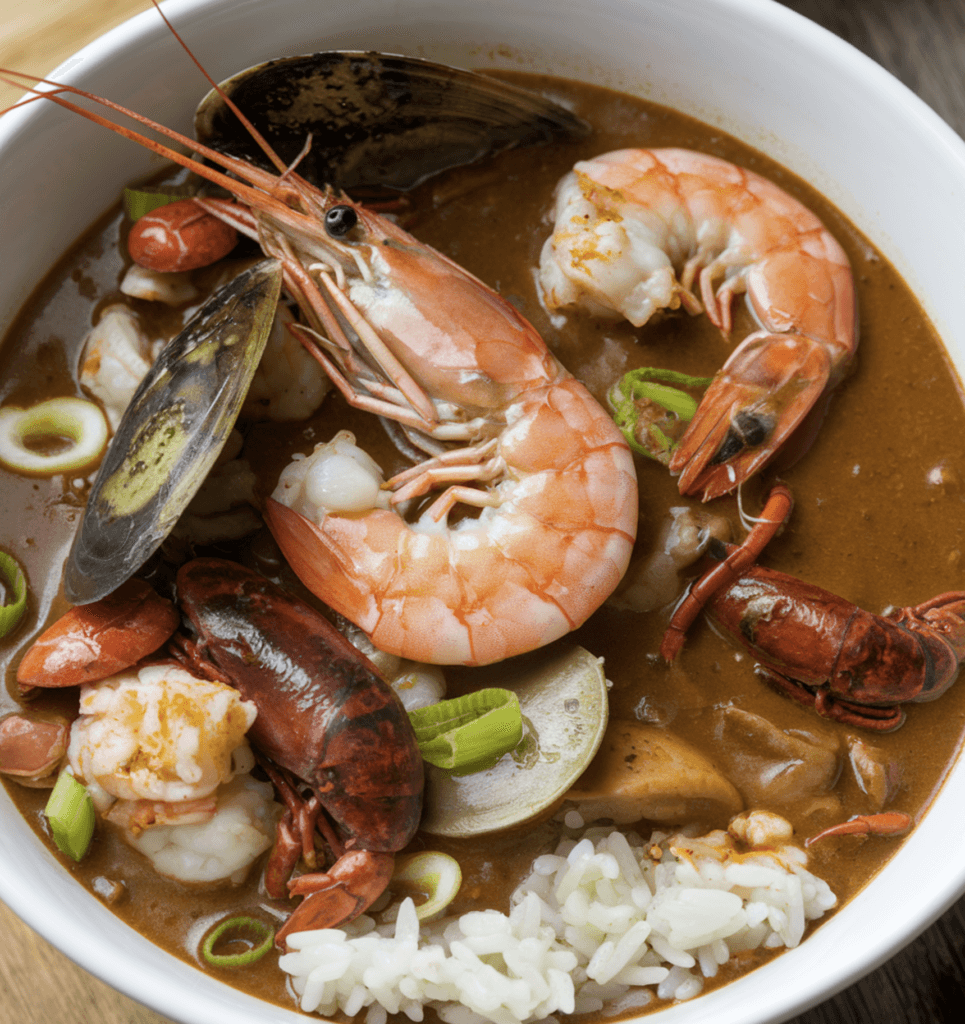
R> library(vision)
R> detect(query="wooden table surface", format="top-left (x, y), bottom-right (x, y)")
top-left (1, 1), bottom-right (964, 1022)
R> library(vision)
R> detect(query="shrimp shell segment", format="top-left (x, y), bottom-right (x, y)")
top-left (260, 201), bottom-right (637, 667)
top-left (540, 148), bottom-right (856, 500)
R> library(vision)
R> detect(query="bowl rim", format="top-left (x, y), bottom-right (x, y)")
top-left (2, 2), bottom-right (965, 1024)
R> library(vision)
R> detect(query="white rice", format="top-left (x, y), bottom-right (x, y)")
top-left (279, 823), bottom-right (836, 1024)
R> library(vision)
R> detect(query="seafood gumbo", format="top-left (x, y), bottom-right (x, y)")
top-left (1, 44), bottom-right (965, 1024)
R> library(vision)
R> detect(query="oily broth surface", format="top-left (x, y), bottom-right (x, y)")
top-left (1, 72), bottom-right (965, 1016)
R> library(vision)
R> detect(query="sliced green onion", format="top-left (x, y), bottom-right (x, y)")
top-left (392, 851), bottom-right (462, 920)
top-left (408, 688), bottom-right (523, 775)
top-left (123, 186), bottom-right (195, 222)
top-left (0, 552), bottom-right (27, 638)
top-left (608, 366), bottom-right (714, 463)
top-left (45, 770), bottom-right (95, 862)
top-left (201, 916), bottom-right (275, 967)
top-left (0, 397), bottom-right (109, 477)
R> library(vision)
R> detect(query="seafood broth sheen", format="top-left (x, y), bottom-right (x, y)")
top-left (2, 71), bottom-right (965, 1017)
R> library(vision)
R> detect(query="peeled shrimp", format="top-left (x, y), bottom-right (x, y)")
top-left (242, 302), bottom-right (332, 421)
top-left (539, 148), bottom-right (856, 500)
top-left (119, 773), bottom-right (279, 884)
top-left (79, 304), bottom-right (161, 430)
top-left (67, 662), bottom-right (256, 810)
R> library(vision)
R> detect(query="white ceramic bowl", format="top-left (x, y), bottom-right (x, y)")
top-left (1, 1), bottom-right (964, 1023)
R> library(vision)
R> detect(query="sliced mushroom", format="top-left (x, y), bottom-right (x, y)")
top-left (566, 719), bottom-right (743, 827)
top-left (707, 706), bottom-right (842, 816)
top-left (420, 646), bottom-right (608, 837)
top-left (848, 737), bottom-right (901, 812)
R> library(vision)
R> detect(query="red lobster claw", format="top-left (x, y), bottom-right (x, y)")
top-left (805, 811), bottom-right (912, 847)
top-left (275, 850), bottom-right (395, 948)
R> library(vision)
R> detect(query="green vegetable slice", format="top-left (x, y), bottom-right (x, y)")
top-left (0, 397), bottom-right (109, 477)
top-left (408, 688), bottom-right (523, 775)
top-left (0, 552), bottom-right (27, 638)
top-left (608, 366), bottom-right (714, 463)
top-left (45, 771), bottom-right (95, 862)
top-left (420, 646), bottom-right (609, 838)
top-left (123, 186), bottom-right (196, 222)
top-left (392, 851), bottom-right (462, 920)
top-left (201, 916), bottom-right (275, 967)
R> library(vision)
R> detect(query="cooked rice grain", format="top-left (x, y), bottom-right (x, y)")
top-left (279, 823), bottom-right (836, 1024)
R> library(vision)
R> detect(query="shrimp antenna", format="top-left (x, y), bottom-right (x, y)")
top-left (0, 69), bottom-right (321, 235)
top-left (735, 482), bottom-right (753, 531)
top-left (736, 481), bottom-right (783, 531)
top-left (149, 0), bottom-right (290, 178)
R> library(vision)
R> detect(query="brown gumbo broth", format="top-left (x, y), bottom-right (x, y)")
top-left (2, 72), bottom-right (965, 1016)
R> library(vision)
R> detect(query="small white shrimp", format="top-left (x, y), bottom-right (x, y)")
top-left (120, 264), bottom-right (200, 305)
top-left (67, 662), bottom-right (256, 811)
top-left (117, 773), bottom-right (280, 885)
top-left (242, 302), bottom-right (332, 421)
top-left (78, 304), bottom-right (162, 430)
top-left (539, 148), bottom-right (856, 500)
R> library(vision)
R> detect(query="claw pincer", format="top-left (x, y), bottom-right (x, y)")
top-left (806, 811), bottom-right (913, 846)
top-left (175, 559), bottom-right (423, 945)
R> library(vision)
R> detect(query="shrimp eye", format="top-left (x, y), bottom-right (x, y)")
top-left (325, 205), bottom-right (358, 239)
top-left (710, 410), bottom-right (775, 464)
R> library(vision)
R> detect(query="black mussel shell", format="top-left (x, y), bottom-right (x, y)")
top-left (194, 51), bottom-right (588, 193)
top-left (64, 259), bottom-right (283, 604)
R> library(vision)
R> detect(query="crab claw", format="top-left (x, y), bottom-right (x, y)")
top-left (275, 850), bottom-right (395, 949)
top-left (805, 811), bottom-right (912, 847)
top-left (669, 332), bottom-right (833, 501)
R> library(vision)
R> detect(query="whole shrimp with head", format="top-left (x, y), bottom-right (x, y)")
top-left (539, 148), bottom-right (856, 500)
top-left (203, 87), bottom-right (639, 672)
top-left (2, 19), bottom-right (638, 667)
top-left (263, 196), bottom-right (639, 665)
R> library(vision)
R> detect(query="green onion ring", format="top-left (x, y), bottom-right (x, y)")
top-left (45, 771), bottom-right (95, 862)
top-left (392, 851), bottom-right (462, 919)
top-left (123, 186), bottom-right (196, 222)
top-left (408, 688), bottom-right (523, 775)
top-left (0, 551), bottom-right (27, 638)
top-left (201, 916), bottom-right (275, 967)
top-left (608, 366), bottom-right (714, 459)
top-left (0, 397), bottom-right (109, 476)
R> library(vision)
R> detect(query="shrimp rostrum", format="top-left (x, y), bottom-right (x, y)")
top-left (2, 25), bottom-right (637, 668)
top-left (539, 148), bottom-right (857, 500)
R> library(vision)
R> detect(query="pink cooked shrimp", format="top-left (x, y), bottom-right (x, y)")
top-left (261, 195), bottom-right (639, 665)
top-left (539, 147), bottom-right (857, 500)
top-left (2, 17), bottom-right (637, 669)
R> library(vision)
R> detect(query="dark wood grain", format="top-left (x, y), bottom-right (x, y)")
top-left (0, 1), bottom-right (963, 1023)
top-left (780, 0), bottom-right (965, 140)
top-left (776, 6), bottom-right (965, 1020)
